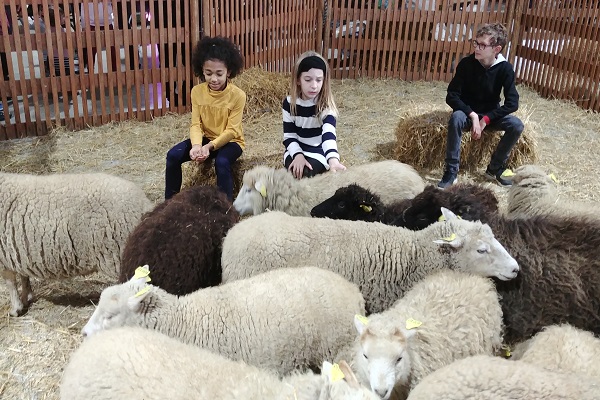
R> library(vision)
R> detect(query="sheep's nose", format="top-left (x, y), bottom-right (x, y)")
top-left (374, 388), bottom-right (389, 399)
top-left (512, 267), bottom-right (519, 274)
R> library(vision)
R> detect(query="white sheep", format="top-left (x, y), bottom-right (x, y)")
top-left (406, 355), bottom-right (600, 400)
top-left (0, 172), bottom-right (152, 316)
top-left (81, 266), bottom-right (366, 375)
top-left (221, 208), bottom-right (519, 313)
top-left (510, 324), bottom-right (600, 380)
top-left (351, 270), bottom-right (503, 399)
top-left (507, 164), bottom-right (600, 219)
top-left (61, 327), bottom-right (379, 400)
top-left (232, 160), bottom-right (425, 216)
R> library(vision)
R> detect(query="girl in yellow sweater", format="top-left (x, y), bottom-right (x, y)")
top-left (165, 36), bottom-right (246, 201)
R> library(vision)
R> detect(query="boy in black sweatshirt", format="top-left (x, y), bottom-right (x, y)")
top-left (438, 23), bottom-right (523, 189)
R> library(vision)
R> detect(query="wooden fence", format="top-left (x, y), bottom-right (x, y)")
top-left (1, 0), bottom-right (598, 140)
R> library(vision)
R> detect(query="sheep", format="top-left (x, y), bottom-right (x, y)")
top-left (221, 208), bottom-right (519, 314)
top-left (81, 266), bottom-right (366, 375)
top-left (320, 182), bottom-right (600, 343)
top-left (61, 327), bottom-right (379, 400)
top-left (310, 183), bottom-right (498, 228)
top-left (119, 185), bottom-right (239, 295)
top-left (510, 324), bottom-right (600, 380)
top-left (406, 355), bottom-right (600, 400)
top-left (507, 164), bottom-right (600, 219)
top-left (352, 270), bottom-right (504, 399)
top-left (232, 160), bottom-right (425, 217)
top-left (0, 172), bottom-right (152, 317)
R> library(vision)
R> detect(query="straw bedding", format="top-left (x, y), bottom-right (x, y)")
top-left (1, 70), bottom-right (600, 400)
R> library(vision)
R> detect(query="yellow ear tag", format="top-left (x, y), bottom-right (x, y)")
top-left (548, 173), bottom-right (559, 183)
top-left (501, 344), bottom-right (512, 358)
top-left (441, 233), bottom-right (456, 242)
top-left (134, 285), bottom-right (151, 298)
top-left (500, 169), bottom-right (515, 177)
top-left (355, 314), bottom-right (369, 325)
top-left (133, 266), bottom-right (151, 282)
top-left (257, 185), bottom-right (267, 198)
top-left (406, 318), bottom-right (422, 330)
top-left (330, 363), bottom-right (345, 382)
top-left (359, 204), bottom-right (372, 213)
top-left (439, 215), bottom-right (461, 222)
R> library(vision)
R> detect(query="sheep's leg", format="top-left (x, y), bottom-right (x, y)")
top-left (20, 275), bottom-right (33, 306)
top-left (1, 269), bottom-right (24, 317)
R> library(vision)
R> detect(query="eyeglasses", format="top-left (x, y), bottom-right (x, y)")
top-left (472, 40), bottom-right (496, 50)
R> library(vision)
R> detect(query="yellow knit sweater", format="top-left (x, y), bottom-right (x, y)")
top-left (189, 82), bottom-right (246, 150)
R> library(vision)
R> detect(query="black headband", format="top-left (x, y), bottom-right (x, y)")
top-left (297, 56), bottom-right (327, 76)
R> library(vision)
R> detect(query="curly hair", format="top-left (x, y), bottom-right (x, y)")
top-left (476, 23), bottom-right (508, 50)
top-left (191, 36), bottom-right (244, 80)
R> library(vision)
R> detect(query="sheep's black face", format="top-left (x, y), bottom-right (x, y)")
top-left (311, 184), bottom-right (383, 222)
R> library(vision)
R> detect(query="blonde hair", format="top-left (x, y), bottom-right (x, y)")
top-left (289, 51), bottom-right (338, 119)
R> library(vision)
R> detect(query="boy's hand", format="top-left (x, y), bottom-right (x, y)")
top-left (470, 115), bottom-right (483, 140)
top-left (190, 144), bottom-right (203, 160)
top-left (328, 158), bottom-right (347, 172)
top-left (289, 154), bottom-right (311, 179)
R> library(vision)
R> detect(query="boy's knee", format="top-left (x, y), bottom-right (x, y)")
top-left (214, 157), bottom-right (232, 172)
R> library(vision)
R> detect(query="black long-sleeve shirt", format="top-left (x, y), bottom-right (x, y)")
top-left (446, 53), bottom-right (519, 124)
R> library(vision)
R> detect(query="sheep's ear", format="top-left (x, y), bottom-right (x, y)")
top-left (321, 361), bottom-right (346, 383)
top-left (254, 181), bottom-right (267, 198)
top-left (338, 360), bottom-right (360, 389)
top-left (359, 203), bottom-right (373, 213)
top-left (433, 233), bottom-right (463, 248)
top-left (354, 314), bottom-right (369, 335)
top-left (127, 285), bottom-right (152, 313)
top-left (440, 207), bottom-right (458, 220)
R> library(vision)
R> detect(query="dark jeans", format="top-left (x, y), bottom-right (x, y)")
top-left (445, 110), bottom-right (524, 173)
top-left (1, 51), bottom-right (8, 81)
top-left (284, 155), bottom-right (327, 178)
top-left (165, 138), bottom-right (242, 201)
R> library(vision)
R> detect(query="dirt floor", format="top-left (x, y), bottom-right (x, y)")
top-left (1, 78), bottom-right (600, 399)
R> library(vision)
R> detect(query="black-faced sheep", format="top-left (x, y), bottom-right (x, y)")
top-left (82, 266), bottom-right (366, 375)
top-left (406, 355), bottom-right (600, 400)
top-left (310, 184), bottom-right (498, 229)
top-left (319, 184), bottom-right (600, 344)
top-left (232, 160), bottom-right (425, 216)
top-left (62, 327), bottom-right (380, 400)
top-left (507, 164), bottom-right (600, 219)
top-left (0, 172), bottom-right (152, 316)
top-left (221, 208), bottom-right (519, 313)
top-left (119, 185), bottom-right (239, 295)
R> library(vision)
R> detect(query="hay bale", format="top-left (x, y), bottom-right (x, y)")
top-left (181, 152), bottom-right (283, 196)
top-left (232, 67), bottom-right (290, 119)
top-left (393, 109), bottom-right (538, 171)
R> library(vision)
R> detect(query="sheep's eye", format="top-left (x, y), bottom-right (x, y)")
top-left (477, 248), bottom-right (488, 254)
top-left (363, 353), bottom-right (368, 360)
top-left (338, 202), bottom-right (346, 209)
top-left (396, 356), bottom-right (403, 364)
top-left (105, 314), bottom-right (113, 321)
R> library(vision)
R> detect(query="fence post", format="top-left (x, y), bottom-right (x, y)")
top-left (507, 0), bottom-right (527, 68)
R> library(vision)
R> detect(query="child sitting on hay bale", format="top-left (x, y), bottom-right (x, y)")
top-left (439, 23), bottom-right (524, 189)
top-left (283, 51), bottom-right (346, 179)
top-left (165, 36), bottom-right (245, 201)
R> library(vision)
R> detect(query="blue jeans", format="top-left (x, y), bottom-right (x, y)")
top-left (165, 138), bottom-right (242, 201)
top-left (445, 110), bottom-right (524, 173)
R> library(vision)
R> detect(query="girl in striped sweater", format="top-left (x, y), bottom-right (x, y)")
top-left (282, 51), bottom-right (346, 179)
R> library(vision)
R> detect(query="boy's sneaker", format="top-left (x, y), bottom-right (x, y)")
top-left (485, 166), bottom-right (514, 187)
top-left (438, 169), bottom-right (458, 189)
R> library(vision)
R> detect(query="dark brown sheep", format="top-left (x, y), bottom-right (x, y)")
top-left (310, 183), bottom-right (498, 228)
top-left (311, 182), bottom-right (600, 344)
top-left (119, 185), bottom-right (239, 295)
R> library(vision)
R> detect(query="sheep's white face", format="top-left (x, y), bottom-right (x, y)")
top-left (321, 361), bottom-right (381, 400)
top-left (355, 327), bottom-right (414, 399)
top-left (81, 281), bottom-right (147, 337)
top-left (233, 183), bottom-right (265, 216)
top-left (453, 223), bottom-right (519, 281)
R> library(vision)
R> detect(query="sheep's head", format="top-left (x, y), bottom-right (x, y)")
top-left (353, 315), bottom-right (416, 400)
top-left (511, 164), bottom-right (558, 188)
top-left (311, 184), bottom-right (384, 222)
top-left (394, 185), bottom-right (445, 230)
top-left (233, 166), bottom-right (274, 215)
top-left (81, 269), bottom-right (158, 337)
top-left (433, 208), bottom-right (519, 281)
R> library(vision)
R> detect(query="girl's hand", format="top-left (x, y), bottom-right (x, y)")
top-left (190, 144), bottom-right (203, 160)
top-left (328, 158), bottom-right (346, 172)
top-left (289, 154), bottom-right (311, 179)
top-left (199, 143), bottom-right (213, 160)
